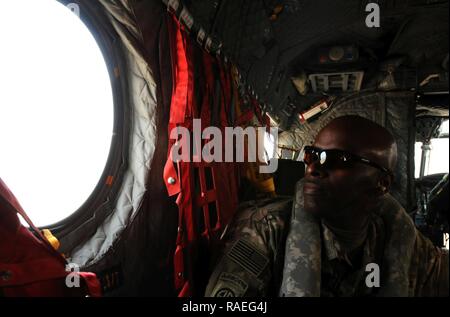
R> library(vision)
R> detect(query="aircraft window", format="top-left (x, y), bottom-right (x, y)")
top-left (264, 131), bottom-right (276, 162)
top-left (439, 119), bottom-right (449, 136)
top-left (0, 1), bottom-right (113, 227)
top-left (415, 119), bottom-right (449, 178)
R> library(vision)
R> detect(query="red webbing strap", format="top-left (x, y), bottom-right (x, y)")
top-left (166, 15), bottom-right (197, 296)
top-left (164, 146), bottom-right (181, 197)
top-left (186, 38), bottom-right (196, 120)
top-left (193, 163), bottom-right (218, 240)
top-left (173, 160), bottom-right (195, 293)
top-left (166, 16), bottom-right (243, 296)
top-left (164, 15), bottom-right (190, 198)
top-left (176, 37), bottom-right (199, 299)
top-left (177, 280), bottom-right (191, 297)
top-left (78, 272), bottom-right (102, 297)
top-left (168, 18), bottom-right (190, 126)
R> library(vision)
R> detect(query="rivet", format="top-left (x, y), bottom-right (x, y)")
top-left (167, 177), bottom-right (176, 185)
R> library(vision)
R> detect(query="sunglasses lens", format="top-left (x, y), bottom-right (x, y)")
top-left (304, 147), bottom-right (330, 167)
top-left (303, 152), bottom-right (312, 164)
top-left (303, 147), bottom-right (317, 165)
top-left (303, 147), bottom-right (349, 169)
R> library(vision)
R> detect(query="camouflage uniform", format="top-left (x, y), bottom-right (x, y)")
top-left (205, 180), bottom-right (449, 297)
top-left (205, 197), bottom-right (292, 297)
top-left (318, 219), bottom-right (385, 297)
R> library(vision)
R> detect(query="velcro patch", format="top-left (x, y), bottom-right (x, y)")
top-left (211, 272), bottom-right (248, 297)
top-left (227, 239), bottom-right (269, 276)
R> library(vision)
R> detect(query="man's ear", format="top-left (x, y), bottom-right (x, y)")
top-left (376, 173), bottom-right (392, 196)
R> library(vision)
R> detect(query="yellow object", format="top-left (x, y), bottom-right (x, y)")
top-left (244, 161), bottom-right (276, 195)
top-left (255, 177), bottom-right (276, 194)
top-left (42, 229), bottom-right (61, 251)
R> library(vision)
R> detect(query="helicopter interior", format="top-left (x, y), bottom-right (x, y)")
top-left (0, 0), bottom-right (448, 297)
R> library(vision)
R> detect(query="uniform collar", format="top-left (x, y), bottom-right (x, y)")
top-left (321, 220), bottom-right (377, 268)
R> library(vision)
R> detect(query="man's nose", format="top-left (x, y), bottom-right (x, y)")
top-left (305, 161), bottom-right (327, 178)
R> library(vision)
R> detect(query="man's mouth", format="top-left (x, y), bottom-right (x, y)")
top-left (303, 181), bottom-right (325, 195)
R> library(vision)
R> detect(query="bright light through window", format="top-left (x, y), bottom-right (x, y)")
top-left (415, 120), bottom-right (449, 178)
top-left (439, 119), bottom-right (449, 135)
top-left (264, 132), bottom-right (276, 162)
top-left (427, 138), bottom-right (450, 175)
top-left (0, 1), bottom-right (113, 227)
top-left (414, 142), bottom-right (422, 179)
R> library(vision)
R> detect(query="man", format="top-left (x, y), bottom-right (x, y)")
top-left (205, 115), bottom-right (448, 297)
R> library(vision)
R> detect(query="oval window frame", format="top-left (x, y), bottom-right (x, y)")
top-left (47, 0), bottom-right (130, 238)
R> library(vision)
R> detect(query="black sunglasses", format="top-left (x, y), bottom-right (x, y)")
top-left (303, 146), bottom-right (393, 176)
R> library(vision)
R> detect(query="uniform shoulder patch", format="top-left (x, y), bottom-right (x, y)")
top-left (227, 239), bottom-right (269, 277)
top-left (210, 272), bottom-right (249, 297)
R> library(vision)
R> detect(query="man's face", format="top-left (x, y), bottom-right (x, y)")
top-left (303, 127), bottom-right (379, 221)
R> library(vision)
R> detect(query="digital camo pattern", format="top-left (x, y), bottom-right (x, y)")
top-left (205, 197), bottom-right (293, 297)
top-left (278, 180), bottom-right (321, 296)
top-left (280, 180), bottom-right (449, 297)
top-left (319, 215), bottom-right (385, 297)
top-left (206, 180), bottom-right (448, 297)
